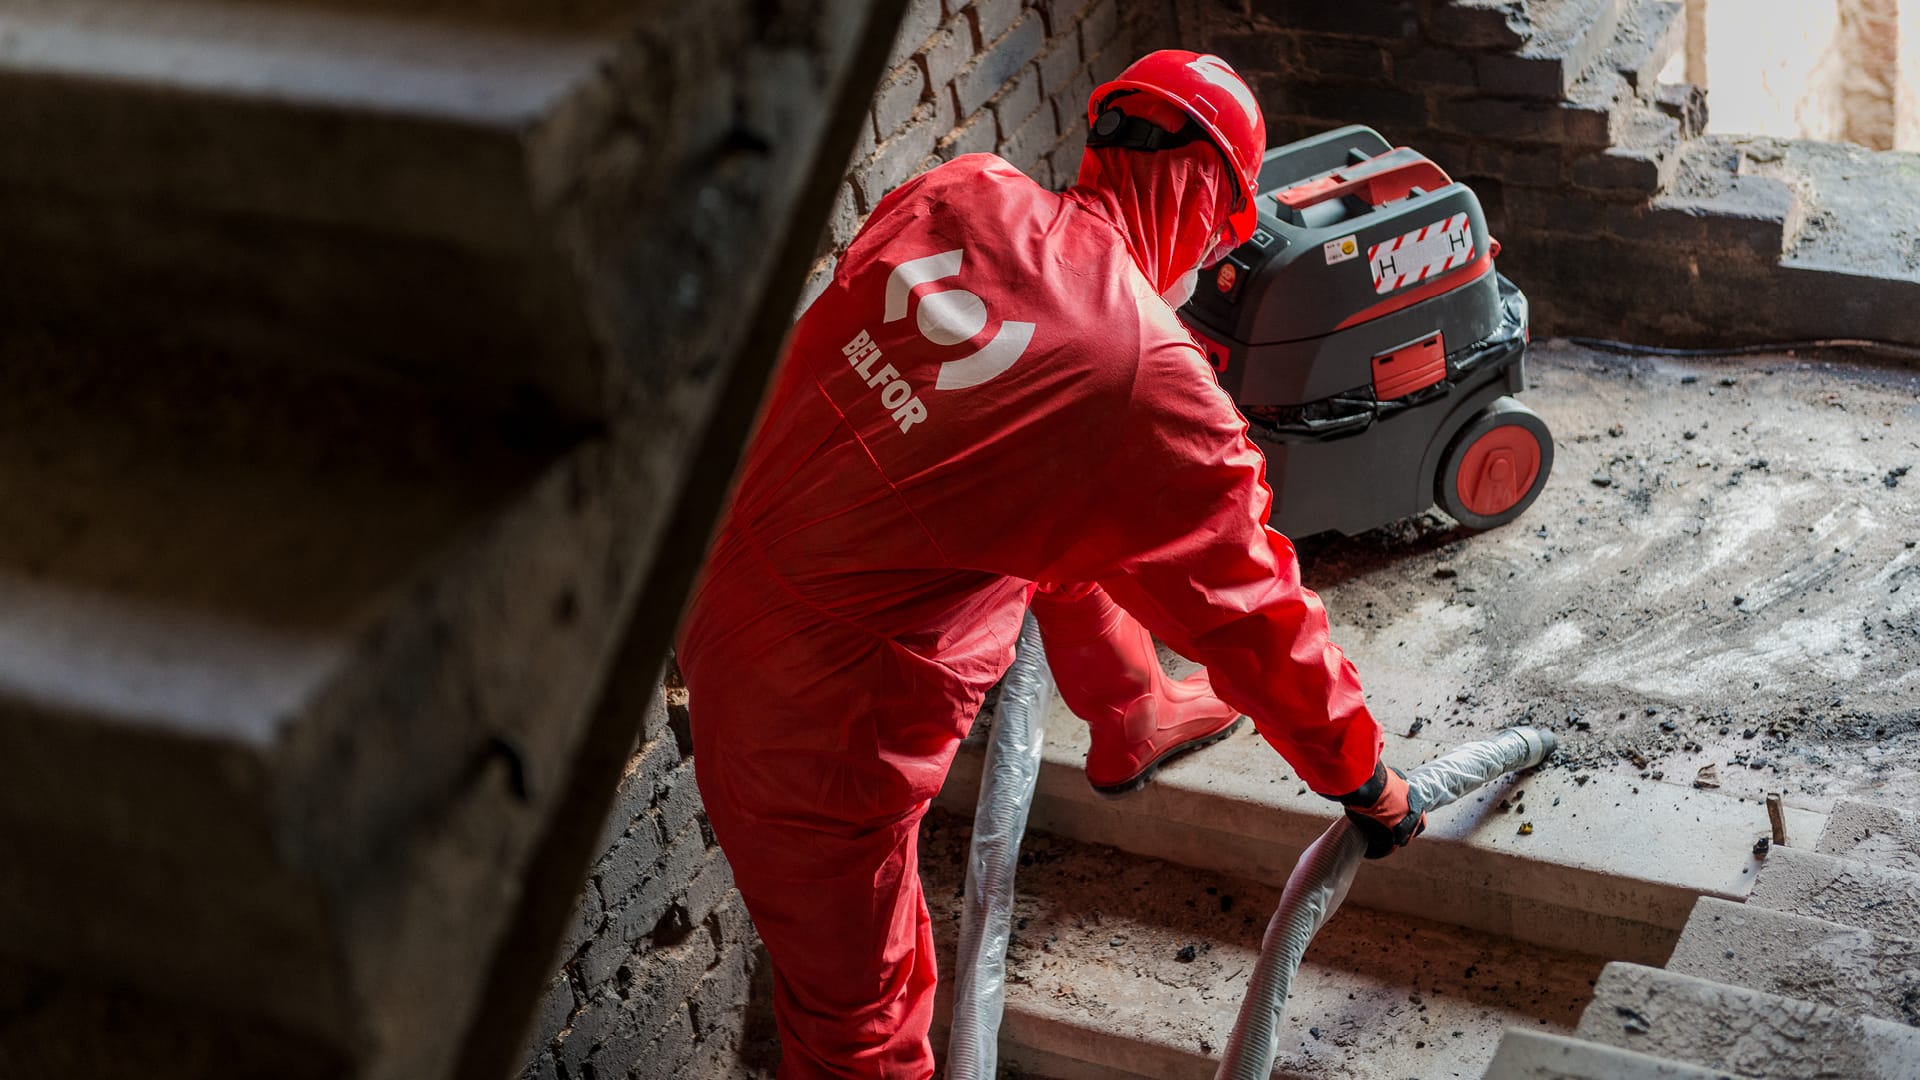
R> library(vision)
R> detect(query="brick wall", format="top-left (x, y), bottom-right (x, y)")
top-left (518, 673), bottom-right (773, 1080)
top-left (1177, 0), bottom-right (1920, 346)
top-left (802, 0), bottom-right (1176, 306)
top-left (521, 7), bottom-right (1183, 1077)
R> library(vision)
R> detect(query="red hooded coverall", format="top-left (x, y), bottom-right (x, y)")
top-left (678, 140), bottom-right (1383, 1076)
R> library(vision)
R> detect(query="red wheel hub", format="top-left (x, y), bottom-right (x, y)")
top-left (1456, 425), bottom-right (1542, 516)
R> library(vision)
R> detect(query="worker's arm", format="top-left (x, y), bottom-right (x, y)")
top-left (1052, 331), bottom-right (1384, 799)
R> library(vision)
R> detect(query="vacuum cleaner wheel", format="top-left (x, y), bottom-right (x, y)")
top-left (1436, 397), bottom-right (1553, 531)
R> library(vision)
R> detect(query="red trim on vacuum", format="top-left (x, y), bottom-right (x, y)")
top-left (1332, 255), bottom-right (1494, 331)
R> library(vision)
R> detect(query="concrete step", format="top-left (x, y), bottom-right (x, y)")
top-left (1569, 104), bottom-right (1682, 194)
top-left (1476, 0), bottom-right (1627, 99)
top-left (1664, 897), bottom-right (1920, 1027)
top-left (1483, 1029), bottom-right (1738, 1079)
top-left (0, 0), bottom-right (613, 414)
top-left (1818, 800), bottom-right (1920, 873)
top-left (918, 809), bottom-right (1605, 1080)
top-left (1733, 138), bottom-right (1920, 288)
top-left (1653, 138), bottom-right (1804, 262)
top-left (1597, 0), bottom-right (1684, 92)
top-left (0, 351), bottom-right (630, 1076)
top-left (1575, 962), bottom-right (1920, 1077)
top-left (1748, 845), bottom-right (1920, 939)
top-left (935, 691), bottom-right (1823, 967)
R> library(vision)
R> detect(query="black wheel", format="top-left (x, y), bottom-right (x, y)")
top-left (1435, 397), bottom-right (1553, 530)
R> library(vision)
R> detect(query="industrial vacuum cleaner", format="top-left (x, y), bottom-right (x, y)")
top-left (1180, 125), bottom-right (1554, 536)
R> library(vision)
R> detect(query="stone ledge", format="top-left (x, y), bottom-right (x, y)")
top-left (1484, 1028), bottom-right (1739, 1079)
top-left (1818, 799), bottom-right (1920, 873)
top-left (936, 692), bottom-right (1822, 964)
top-left (1665, 896), bottom-right (1920, 1026)
top-left (1575, 962), bottom-right (1920, 1076)
top-left (1748, 845), bottom-right (1920, 937)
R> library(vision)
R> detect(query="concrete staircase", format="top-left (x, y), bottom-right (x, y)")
top-left (0, 1), bottom-right (902, 1077)
top-left (1480, 799), bottom-right (1920, 1078)
top-left (1450, 0), bottom-right (1920, 346)
top-left (923, 677), bottom-right (1863, 1077)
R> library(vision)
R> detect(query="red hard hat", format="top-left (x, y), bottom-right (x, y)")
top-left (1088, 51), bottom-right (1266, 243)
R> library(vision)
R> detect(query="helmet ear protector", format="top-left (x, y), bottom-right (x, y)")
top-left (1088, 91), bottom-right (1251, 244)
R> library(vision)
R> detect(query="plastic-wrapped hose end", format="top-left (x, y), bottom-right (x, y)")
top-left (1503, 725), bottom-right (1557, 770)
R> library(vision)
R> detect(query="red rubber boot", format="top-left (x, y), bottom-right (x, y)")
top-left (1032, 583), bottom-right (1244, 796)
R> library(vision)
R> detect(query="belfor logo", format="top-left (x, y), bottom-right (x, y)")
top-left (883, 249), bottom-right (1035, 390)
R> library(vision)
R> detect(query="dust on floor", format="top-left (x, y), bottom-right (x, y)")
top-left (1294, 340), bottom-right (1920, 812)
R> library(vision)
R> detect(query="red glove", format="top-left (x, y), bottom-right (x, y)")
top-left (1326, 760), bottom-right (1427, 859)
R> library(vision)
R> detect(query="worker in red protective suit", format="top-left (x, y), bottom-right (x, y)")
top-left (678, 51), bottom-right (1426, 1078)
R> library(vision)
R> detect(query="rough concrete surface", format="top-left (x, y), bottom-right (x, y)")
top-left (1576, 961), bottom-right (1920, 1077)
top-left (1298, 340), bottom-right (1920, 813)
top-left (918, 809), bottom-right (1606, 1080)
top-left (1722, 136), bottom-right (1920, 280)
top-left (940, 700), bottom-right (1818, 966)
top-left (1665, 896), bottom-right (1920, 1026)
top-left (1483, 1028), bottom-right (1737, 1080)
top-left (1816, 798), bottom-right (1920, 871)
top-left (1748, 844), bottom-right (1920, 940)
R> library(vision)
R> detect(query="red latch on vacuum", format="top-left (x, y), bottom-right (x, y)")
top-left (1372, 332), bottom-right (1446, 400)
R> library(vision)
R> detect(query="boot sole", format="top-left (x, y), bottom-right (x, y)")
top-left (1090, 716), bottom-right (1246, 799)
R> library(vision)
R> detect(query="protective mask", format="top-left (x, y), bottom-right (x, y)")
top-left (1159, 267), bottom-right (1199, 308)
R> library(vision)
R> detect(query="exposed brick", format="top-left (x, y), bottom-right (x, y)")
top-left (1200, 30), bottom-right (1294, 82)
top-left (1079, 0), bottom-right (1120, 57)
top-left (682, 848), bottom-right (737, 926)
top-left (936, 109), bottom-right (1000, 162)
top-left (1028, 0), bottom-right (1087, 38)
top-left (797, 256), bottom-right (836, 315)
top-left (999, 100), bottom-right (1060, 175)
top-left (968, 0), bottom-right (1024, 49)
top-left (1657, 81), bottom-right (1709, 137)
top-left (1569, 145), bottom-right (1669, 195)
top-left (888, 0), bottom-right (946, 66)
top-left (957, 12), bottom-right (1047, 117)
top-left (1426, 0), bottom-right (1527, 49)
top-left (517, 1050), bottom-right (560, 1080)
top-left (688, 944), bottom-right (755, 1038)
top-left (1475, 51), bottom-right (1580, 100)
top-left (1248, 0), bottom-right (1416, 39)
top-left (604, 817), bottom-right (707, 953)
top-left (874, 61), bottom-right (928, 141)
top-left (639, 682), bottom-right (671, 745)
top-left (594, 1002), bottom-right (695, 1080)
top-left (850, 111), bottom-right (878, 165)
top-left (1433, 95), bottom-right (1571, 143)
top-left (1083, 37), bottom-right (1133, 85)
top-left (556, 886), bottom-right (606, 963)
top-left (1397, 46), bottom-right (1477, 87)
top-left (595, 807), bottom-right (664, 913)
top-left (1037, 35), bottom-right (1082, 96)
top-left (524, 972), bottom-right (576, 1057)
top-left (628, 922), bottom-right (719, 1019)
top-left (1286, 82), bottom-right (1428, 135)
top-left (917, 17), bottom-right (974, 97)
top-left (706, 889), bottom-right (759, 952)
top-left (854, 86), bottom-right (955, 213)
top-left (826, 181), bottom-right (861, 252)
top-left (1470, 141), bottom-right (1566, 187)
top-left (557, 989), bottom-right (621, 1078)
top-left (1293, 34), bottom-right (1390, 81)
top-left (990, 64), bottom-right (1045, 141)
top-left (1049, 63), bottom-right (1095, 134)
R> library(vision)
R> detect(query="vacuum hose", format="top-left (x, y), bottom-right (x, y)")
top-left (1214, 726), bottom-right (1559, 1080)
top-left (946, 612), bottom-right (1055, 1080)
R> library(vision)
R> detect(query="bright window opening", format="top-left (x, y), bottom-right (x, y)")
top-left (1661, 0), bottom-right (1920, 149)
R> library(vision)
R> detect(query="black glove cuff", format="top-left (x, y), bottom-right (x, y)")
top-left (1322, 759), bottom-right (1389, 808)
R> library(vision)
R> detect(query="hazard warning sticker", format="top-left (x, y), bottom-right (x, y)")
top-left (1369, 213), bottom-right (1474, 294)
top-left (1323, 234), bottom-right (1359, 265)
